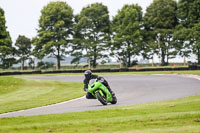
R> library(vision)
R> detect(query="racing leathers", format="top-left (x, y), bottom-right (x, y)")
top-left (83, 74), bottom-right (114, 99)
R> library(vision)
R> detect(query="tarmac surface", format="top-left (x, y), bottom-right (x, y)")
top-left (0, 74), bottom-right (200, 118)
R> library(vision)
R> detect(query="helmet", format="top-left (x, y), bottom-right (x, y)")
top-left (84, 70), bottom-right (92, 80)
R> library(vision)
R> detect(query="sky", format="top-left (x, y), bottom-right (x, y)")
top-left (0, 0), bottom-right (153, 43)
top-left (0, 0), bottom-right (197, 62)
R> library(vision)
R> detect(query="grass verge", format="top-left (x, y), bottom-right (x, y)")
top-left (0, 71), bottom-right (200, 132)
top-left (0, 94), bottom-right (200, 133)
top-left (17, 70), bottom-right (200, 76)
top-left (0, 76), bottom-right (84, 114)
top-left (102, 70), bottom-right (200, 76)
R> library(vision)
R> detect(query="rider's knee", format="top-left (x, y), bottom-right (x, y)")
top-left (86, 92), bottom-right (95, 99)
top-left (86, 94), bottom-right (90, 99)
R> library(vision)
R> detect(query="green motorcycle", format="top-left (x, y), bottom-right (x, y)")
top-left (88, 79), bottom-right (117, 105)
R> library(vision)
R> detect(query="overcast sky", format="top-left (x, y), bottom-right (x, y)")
top-left (0, 0), bottom-right (153, 43)
top-left (0, 0), bottom-right (197, 62)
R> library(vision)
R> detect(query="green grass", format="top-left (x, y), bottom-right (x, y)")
top-left (103, 70), bottom-right (200, 76)
top-left (0, 71), bottom-right (200, 132)
top-left (17, 70), bottom-right (200, 76)
top-left (0, 94), bottom-right (200, 133)
top-left (88, 70), bottom-right (200, 76)
top-left (0, 76), bottom-right (85, 114)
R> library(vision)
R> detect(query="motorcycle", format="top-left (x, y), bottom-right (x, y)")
top-left (88, 78), bottom-right (117, 105)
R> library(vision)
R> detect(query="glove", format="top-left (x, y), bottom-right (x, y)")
top-left (83, 87), bottom-right (88, 92)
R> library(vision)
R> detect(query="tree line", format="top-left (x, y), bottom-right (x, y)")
top-left (0, 0), bottom-right (200, 70)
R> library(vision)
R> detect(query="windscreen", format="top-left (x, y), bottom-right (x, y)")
top-left (89, 79), bottom-right (95, 85)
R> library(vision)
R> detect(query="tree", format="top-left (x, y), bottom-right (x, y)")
top-left (72, 3), bottom-right (110, 68)
top-left (144, 0), bottom-right (178, 65)
top-left (0, 7), bottom-right (14, 69)
top-left (192, 22), bottom-right (200, 64)
top-left (15, 35), bottom-right (32, 70)
top-left (173, 25), bottom-right (193, 65)
top-left (176, 0), bottom-right (200, 64)
top-left (70, 15), bottom-right (85, 65)
top-left (32, 1), bottom-right (73, 70)
top-left (112, 4), bottom-right (143, 67)
top-left (176, 0), bottom-right (200, 28)
top-left (141, 29), bottom-right (158, 67)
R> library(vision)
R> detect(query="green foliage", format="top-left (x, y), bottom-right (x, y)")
top-left (192, 22), bottom-right (200, 63)
top-left (0, 7), bottom-right (14, 69)
top-left (144, 0), bottom-right (178, 65)
top-left (177, 0), bottom-right (200, 28)
top-left (112, 4), bottom-right (143, 67)
top-left (144, 0), bottom-right (177, 29)
top-left (176, 0), bottom-right (200, 64)
top-left (173, 25), bottom-right (192, 59)
top-left (72, 3), bottom-right (110, 68)
top-left (141, 27), bottom-right (157, 61)
top-left (15, 35), bottom-right (32, 70)
top-left (32, 1), bottom-right (74, 70)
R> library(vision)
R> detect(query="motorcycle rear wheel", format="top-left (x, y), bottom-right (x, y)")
top-left (96, 92), bottom-right (107, 105)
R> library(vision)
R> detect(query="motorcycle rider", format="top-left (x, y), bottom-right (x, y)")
top-left (83, 70), bottom-right (115, 99)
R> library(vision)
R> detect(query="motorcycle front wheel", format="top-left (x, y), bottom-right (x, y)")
top-left (96, 92), bottom-right (107, 105)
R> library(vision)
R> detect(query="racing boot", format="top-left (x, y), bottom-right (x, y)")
top-left (107, 85), bottom-right (117, 104)
top-left (106, 85), bottom-right (115, 97)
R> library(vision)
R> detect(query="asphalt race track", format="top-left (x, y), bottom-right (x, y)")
top-left (1, 74), bottom-right (200, 118)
